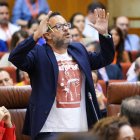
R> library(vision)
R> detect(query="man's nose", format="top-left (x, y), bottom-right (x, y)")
top-left (63, 25), bottom-right (69, 31)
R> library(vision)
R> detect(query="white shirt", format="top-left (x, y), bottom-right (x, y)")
top-left (98, 67), bottom-right (109, 81)
top-left (40, 51), bottom-right (88, 132)
top-left (0, 23), bottom-right (20, 41)
top-left (83, 18), bottom-right (99, 41)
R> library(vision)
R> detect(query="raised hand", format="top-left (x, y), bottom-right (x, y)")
top-left (88, 9), bottom-right (109, 35)
top-left (0, 106), bottom-right (13, 128)
top-left (33, 11), bottom-right (52, 41)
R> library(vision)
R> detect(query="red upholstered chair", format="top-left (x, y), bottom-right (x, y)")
top-left (107, 82), bottom-right (140, 116)
top-left (0, 67), bottom-right (17, 83)
top-left (129, 51), bottom-right (140, 62)
top-left (120, 63), bottom-right (131, 79)
top-left (0, 86), bottom-right (31, 140)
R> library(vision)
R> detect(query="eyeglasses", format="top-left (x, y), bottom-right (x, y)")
top-left (71, 34), bottom-right (80, 38)
top-left (47, 22), bottom-right (71, 32)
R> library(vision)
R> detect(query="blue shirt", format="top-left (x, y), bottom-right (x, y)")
top-left (12, 0), bottom-right (49, 24)
top-left (125, 34), bottom-right (140, 51)
top-left (0, 40), bottom-right (8, 52)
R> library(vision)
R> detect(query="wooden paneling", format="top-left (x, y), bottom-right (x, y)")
top-left (48, 0), bottom-right (108, 20)
top-left (48, 0), bottom-right (93, 20)
top-left (7, 0), bottom-right (108, 21)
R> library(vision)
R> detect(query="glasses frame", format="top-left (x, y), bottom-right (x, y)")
top-left (47, 22), bottom-right (71, 32)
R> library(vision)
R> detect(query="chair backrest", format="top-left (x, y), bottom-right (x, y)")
top-left (0, 86), bottom-right (31, 140)
top-left (129, 51), bottom-right (140, 62)
top-left (120, 63), bottom-right (131, 79)
top-left (107, 82), bottom-right (140, 116)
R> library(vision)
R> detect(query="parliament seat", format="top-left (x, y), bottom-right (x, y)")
top-left (107, 82), bottom-right (140, 116)
top-left (0, 86), bottom-right (31, 140)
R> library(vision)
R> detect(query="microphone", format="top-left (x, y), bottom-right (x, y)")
top-left (88, 92), bottom-right (99, 121)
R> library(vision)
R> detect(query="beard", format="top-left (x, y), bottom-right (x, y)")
top-left (53, 37), bottom-right (71, 49)
top-left (0, 19), bottom-right (9, 25)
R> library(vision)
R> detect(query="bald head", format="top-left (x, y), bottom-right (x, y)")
top-left (116, 16), bottom-right (129, 35)
top-left (0, 70), bottom-right (13, 86)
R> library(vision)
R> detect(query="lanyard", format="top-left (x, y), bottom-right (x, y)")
top-left (25, 0), bottom-right (39, 18)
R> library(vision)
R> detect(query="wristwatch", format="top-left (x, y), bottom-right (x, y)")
top-left (103, 33), bottom-right (112, 38)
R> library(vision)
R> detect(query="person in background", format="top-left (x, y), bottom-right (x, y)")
top-left (0, 70), bottom-right (13, 86)
top-left (37, 12), bottom-right (47, 24)
top-left (0, 2), bottom-right (20, 48)
top-left (127, 57), bottom-right (140, 82)
top-left (0, 106), bottom-right (16, 140)
top-left (121, 95), bottom-right (140, 140)
top-left (116, 16), bottom-right (140, 51)
top-left (86, 40), bottom-right (123, 81)
top-left (92, 71), bottom-right (107, 117)
top-left (85, 41), bottom-right (100, 53)
top-left (110, 26), bottom-right (130, 64)
top-left (27, 19), bottom-right (39, 35)
top-left (16, 71), bottom-right (30, 86)
top-left (0, 40), bottom-right (8, 52)
top-left (127, 53), bottom-right (140, 81)
top-left (98, 64), bottom-right (123, 81)
top-left (0, 30), bottom-right (29, 67)
top-left (69, 13), bottom-right (85, 34)
top-left (69, 26), bottom-right (82, 42)
top-left (69, 25), bottom-right (93, 46)
top-left (83, 2), bottom-right (106, 41)
top-left (91, 116), bottom-right (135, 140)
top-left (12, 0), bottom-right (49, 27)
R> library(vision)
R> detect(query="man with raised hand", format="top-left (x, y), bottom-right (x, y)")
top-left (9, 9), bottom-right (114, 140)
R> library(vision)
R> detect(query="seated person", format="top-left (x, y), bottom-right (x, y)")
top-left (121, 95), bottom-right (140, 140)
top-left (98, 64), bottom-right (123, 82)
top-left (116, 16), bottom-right (140, 51)
top-left (0, 30), bottom-right (29, 68)
top-left (69, 26), bottom-right (93, 46)
top-left (85, 41), bottom-right (100, 53)
top-left (16, 71), bottom-right (30, 86)
top-left (92, 71), bottom-right (107, 117)
top-left (127, 57), bottom-right (140, 82)
top-left (0, 70), bottom-right (13, 86)
top-left (0, 40), bottom-right (8, 52)
top-left (91, 116), bottom-right (135, 140)
top-left (0, 106), bottom-right (16, 140)
top-left (86, 41), bottom-right (123, 81)
top-left (12, 0), bottom-right (49, 26)
top-left (109, 26), bottom-right (130, 64)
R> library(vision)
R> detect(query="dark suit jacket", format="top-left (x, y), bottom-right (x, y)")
top-left (9, 34), bottom-right (114, 139)
top-left (98, 64), bottom-right (123, 80)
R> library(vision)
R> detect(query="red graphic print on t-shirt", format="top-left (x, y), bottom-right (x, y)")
top-left (56, 60), bottom-right (82, 108)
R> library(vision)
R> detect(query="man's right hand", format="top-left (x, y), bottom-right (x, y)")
top-left (33, 11), bottom-right (52, 41)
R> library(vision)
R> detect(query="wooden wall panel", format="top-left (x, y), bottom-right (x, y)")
top-left (48, 0), bottom-right (93, 20)
top-left (7, 0), bottom-right (108, 21)
top-left (48, 0), bottom-right (108, 20)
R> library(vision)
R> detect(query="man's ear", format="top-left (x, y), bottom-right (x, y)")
top-left (43, 32), bottom-right (51, 40)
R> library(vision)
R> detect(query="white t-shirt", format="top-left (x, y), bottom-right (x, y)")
top-left (0, 23), bottom-right (20, 41)
top-left (40, 51), bottom-right (88, 132)
top-left (83, 18), bottom-right (99, 41)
